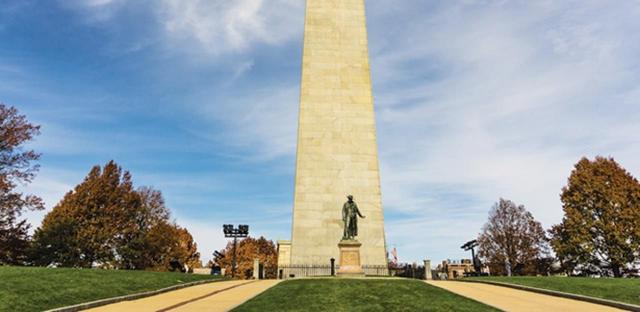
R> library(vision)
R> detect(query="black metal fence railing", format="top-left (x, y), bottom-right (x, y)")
top-left (277, 263), bottom-right (442, 280)
top-left (277, 264), bottom-right (390, 279)
top-left (389, 263), bottom-right (426, 279)
top-left (362, 265), bottom-right (389, 276)
top-left (278, 265), bottom-right (334, 278)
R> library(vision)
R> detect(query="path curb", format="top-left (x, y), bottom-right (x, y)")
top-left (45, 278), bottom-right (223, 312)
top-left (459, 279), bottom-right (640, 312)
top-left (224, 280), bottom-right (282, 311)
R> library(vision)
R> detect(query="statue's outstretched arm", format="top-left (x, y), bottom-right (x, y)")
top-left (355, 204), bottom-right (365, 218)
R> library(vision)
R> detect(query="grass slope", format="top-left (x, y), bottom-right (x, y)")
top-left (0, 266), bottom-right (220, 312)
top-left (233, 279), bottom-right (499, 312)
top-left (468, 276), bottom-right (640, 306)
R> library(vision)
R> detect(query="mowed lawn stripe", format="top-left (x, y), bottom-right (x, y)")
top-left (467, 276), bottom-right (640, 306)
top-left (232, 279), bottom-right (500, 312)
top-left (0, 266), bottom-right (220, 312)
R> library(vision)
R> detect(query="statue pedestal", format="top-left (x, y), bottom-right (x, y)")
top-left (337, 240), bottom-right (365, 277)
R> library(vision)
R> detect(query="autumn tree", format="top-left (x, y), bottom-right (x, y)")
top-left (132, 189), bottom-right (200, 271)
top-left (477, 198), bottom-right (549, 276)
top-left (550, 157), bottom-right (640, 277)
top-left (118, 186), bottom-right (171, 270)
top-left (29, 217), bottom-right (80, 267)
top-left (172, 226), bottom-right (201, 270)
top-left (215, 236), bottom-right (277, 279)
top-left (0, 103), bottom-right (44, 265)
top-left (31, 161), bottom-right (201, 270)
top-left (32, 161), bottom-right (141, 267)
top-left (145, 222), bottom-right (201, 271)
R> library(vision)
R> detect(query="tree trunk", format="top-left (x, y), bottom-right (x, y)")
top-left (612, 265), bottom-right (622, 278)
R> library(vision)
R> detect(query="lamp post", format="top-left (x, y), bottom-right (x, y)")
top-left (223, 224), bottom-right (249, 278)
top-left (461, 239), bottom-right (480, 274)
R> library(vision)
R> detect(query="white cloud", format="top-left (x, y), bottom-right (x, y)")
top-left (158, 0), bottom-right (304, 56)
top-left (176, 213), bottom-right (291, 264)
top-left (175, 217), bottom-right (229, 264)
top-left (55, 0), bottom-right (304, 58)
top-left (56, 0), bottom-right (127, 22)
top-left (186, 85), bottom-right (299, 162)
top-left (169, 0), bottom-right (640, 263)
top-left (86, 0), bottom-right (114, 7)
top-left (366, 0), bottom-right (640, 262)
top-left (18, 0), bottom-right (640, 265)
top-left (232, 60), bottom-right (255, 80)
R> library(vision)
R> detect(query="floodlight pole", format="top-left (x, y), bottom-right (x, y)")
top-left (232, 236), bottom-right (238, 278)
top-left (461, 239), bottom-right (480, 273)
top-left (223, 224), bottom-right (249, 278)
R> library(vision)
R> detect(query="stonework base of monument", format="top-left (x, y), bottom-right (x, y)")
top-left (337, 239), bottom-right (365, 278)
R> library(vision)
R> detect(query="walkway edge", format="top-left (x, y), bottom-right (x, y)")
top-left (459, 279), bottom-right (640, 312)
top-left (44, 278), bottom-right (224, 312)
top-left (425, 281), bottom-right (506, 312)
top-left (225, 280), bottom-right (281, 312)
top-left (157, 281), bottom-right (257, 312)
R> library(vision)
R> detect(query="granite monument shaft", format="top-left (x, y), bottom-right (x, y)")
top-left (287, 0), bottom-right (387, 272)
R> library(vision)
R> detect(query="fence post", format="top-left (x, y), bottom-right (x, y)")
top-left (424, 260), bottom-right (432, 280)
top-left (330, 258), bottom-right (335, 276)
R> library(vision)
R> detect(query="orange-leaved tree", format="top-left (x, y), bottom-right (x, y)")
top-left (550, 157), bottom-right (640, 277)
top-left (30, 161), bottom-right (201, 270)
top-left (32, 161), bottom-right (141, 267)
top-left (145, 222), bottom-right (201, 271)
top-left (0, 103), bottom-right (43, 265)
top-left (215, 236), bottom-right (277, 279)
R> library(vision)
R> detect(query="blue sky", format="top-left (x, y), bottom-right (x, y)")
top-left (3, 0), bottom-right (640, 265)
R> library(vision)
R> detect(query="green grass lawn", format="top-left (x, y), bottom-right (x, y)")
top-left (467, 276), bottom-right (640, 306)
top-left (233, 279), bottom-right (499, 312)
top-left (0, 266), bottom-right (221, 312)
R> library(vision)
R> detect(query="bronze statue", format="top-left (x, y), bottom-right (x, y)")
top-left (342, 195), bottom-right (365, 240)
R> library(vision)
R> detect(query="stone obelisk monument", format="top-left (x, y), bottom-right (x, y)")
top-left (288, 0), bottom-right (387, 274)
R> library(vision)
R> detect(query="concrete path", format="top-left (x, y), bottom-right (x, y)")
top-left (86, 280), bottom-right (280, 312)
top-left (427, 281), bottom-right (625, 312)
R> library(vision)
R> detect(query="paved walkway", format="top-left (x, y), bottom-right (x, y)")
top-left (426, 281), bottom-right (625, 312)
top-left (87, 280), bottom-right (280, 312)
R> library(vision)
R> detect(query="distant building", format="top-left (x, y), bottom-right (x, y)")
top-left (436, 259), bottom-right (491, 279)
top-left (438, 259), bottom-right (474, 279)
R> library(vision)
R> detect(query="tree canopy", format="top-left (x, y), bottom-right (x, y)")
top-left (477, 198), bottom-right (549, 276)
top-left (31, 161), bottom-right (201, 270)
top-left (215, 236), bottom-right (277, 279)
top-left (0, 103), bottom-right (43, 265)
top-left (550, 157), bottom-right (640, 277)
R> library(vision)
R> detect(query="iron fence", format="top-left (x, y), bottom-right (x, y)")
top-left (278, 264), bottom-right (389, 279)
top-left (362, 265), bottom-right (389, 276)
top-left (390, 263), bottom-right (427, 279)
top-left (278, 264), bottom-right (334, 278)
